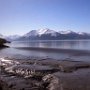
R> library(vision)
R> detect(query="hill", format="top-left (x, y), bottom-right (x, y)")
top-left (0, 38), bottom-right (9, 48)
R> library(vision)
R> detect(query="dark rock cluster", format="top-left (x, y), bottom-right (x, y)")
top-left (0, 38), bottom-right (9, 48)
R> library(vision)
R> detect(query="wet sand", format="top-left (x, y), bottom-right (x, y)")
top-left (0, 56), bottom-right (90, 90)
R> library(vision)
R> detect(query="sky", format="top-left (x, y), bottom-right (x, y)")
top-left (0, 0), bottom-right (90, 36)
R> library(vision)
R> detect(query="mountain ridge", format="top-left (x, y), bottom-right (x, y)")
top-left (17, 28), bottom-right (90, 40)
top-left (1, 29), bottom-right (90, 41)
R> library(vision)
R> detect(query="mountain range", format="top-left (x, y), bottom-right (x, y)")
top-left (1, 28), bottom-right (90, 41)
top-left (17, 28), bottom-right (90, 40)
top-left (5, 35), bottom-right (20, 41)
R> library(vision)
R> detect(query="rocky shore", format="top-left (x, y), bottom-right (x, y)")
top-left (0, 57), bottom-right (90, 90)
top-left (0, 38), bottom-right (10, 48)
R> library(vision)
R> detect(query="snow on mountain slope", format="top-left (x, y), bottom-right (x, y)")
top-left (24, 30), bottom-right (38, 37)
top-left (18, 28), bottom-right (90, 40)
top-left (37, 28), bottom-right (58, 36)
top-left (24, 28), bottom-right (58, 37)
top-left (77, 32), bottom-right (90, 35)
top-left (15, 29), bottom-right (90, 40)
top-left (37, 28), bottom-right (48, 35)
top-left (1, 29), bottom-right (90, 41)
top-left (59, 30), bottom-right (76, 34)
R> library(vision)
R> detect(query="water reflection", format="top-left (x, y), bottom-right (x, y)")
top-left (7, 40), bottom-right (90, 50)
top-left (1, 40), bottom-right (90, 61)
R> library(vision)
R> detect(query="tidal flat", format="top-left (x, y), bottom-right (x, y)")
top-left (0, 56), bottom-right (90, 90)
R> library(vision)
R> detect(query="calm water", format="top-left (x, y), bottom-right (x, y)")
top-left (0, 40), bottom-right (90, 61)
top-left (7, 40), bottom-right (90, 50)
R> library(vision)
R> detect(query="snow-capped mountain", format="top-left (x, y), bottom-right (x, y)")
top-left (1, 29), bottom-right (90, 41)
top-left (5, 35), bottom-right (21, 41)
top-left (24, 28), bottom-right (58, 37)
top-left (15, 28), bottom-right (90, 41)
top-left (77, 32), bottom-right (90, 35)
top-left (24, 30), bottom-right (38, 37)
top-left (37, 28), bottom-right (58, 36)
top-left (59, 30), bottom-right (76, 34)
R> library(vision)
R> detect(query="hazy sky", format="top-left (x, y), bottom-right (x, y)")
top-left (0, 0), bottom-right (90, 35)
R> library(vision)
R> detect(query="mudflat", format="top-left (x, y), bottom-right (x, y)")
top-left (0, 56), bottom-right (90, 90)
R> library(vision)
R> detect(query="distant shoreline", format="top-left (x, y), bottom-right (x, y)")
top-left (0, 45), bottom-right (9, 48)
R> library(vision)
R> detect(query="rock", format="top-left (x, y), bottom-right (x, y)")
top-left (0, 38), bottom-right (10, 48)
top-left (0, 66), bottom-right (5, 73)
top-left (0, 80), bottom-right (9, 90)
top-left (5, 65), bottom-right (56, 78)
top-left (42, 74), bottom-right (60, 90)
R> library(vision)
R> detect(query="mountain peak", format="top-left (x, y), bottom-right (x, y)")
top-left (1, 29), bottom-right (90, 41)
top-left (38, 28), bottom-right (51, 35)
top-left (5, 35), bottom-right (20, 41)
top-left (59, 30), bottom-right (74, 34)
top-left (77, 32), bottom-right (88, 35)
top-left (24, 28), bottom-right (58, 37)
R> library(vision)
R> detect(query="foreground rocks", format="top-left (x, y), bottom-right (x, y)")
top-left (1, 57), bottom-right (90, 90)
top-left (42, 74), bottom-right (60, 90)
top-left (0, 80), bottom-right (8, 90)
